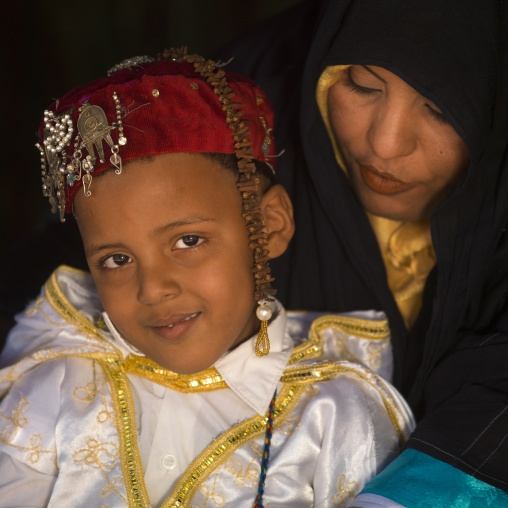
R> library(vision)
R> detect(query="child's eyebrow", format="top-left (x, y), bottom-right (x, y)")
top-left (151, 216), bottom-right (215, 237)
top-left (86, 243), bottom-right (128, 257)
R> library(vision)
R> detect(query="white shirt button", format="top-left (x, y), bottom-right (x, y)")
top-left (161, 454), bottom-right (177, 471)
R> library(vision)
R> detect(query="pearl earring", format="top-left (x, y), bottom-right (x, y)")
top-left (255, 301), bottom-right (272, 357)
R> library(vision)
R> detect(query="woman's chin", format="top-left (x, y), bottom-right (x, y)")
top-left (362, 199), bottom-right (430, 223)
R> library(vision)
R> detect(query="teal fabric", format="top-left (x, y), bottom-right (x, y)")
top-left (361, 449), bottom-right (508, 507)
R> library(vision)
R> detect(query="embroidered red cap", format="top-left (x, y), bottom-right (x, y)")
top-left (36, 50), bottom-right (276, 218)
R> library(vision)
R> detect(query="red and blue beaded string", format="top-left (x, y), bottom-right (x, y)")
top-left (253, 389), bottom-right (277, 508)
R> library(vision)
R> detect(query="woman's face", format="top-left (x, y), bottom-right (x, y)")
top-left (328, 65), bottom-right (470, 221)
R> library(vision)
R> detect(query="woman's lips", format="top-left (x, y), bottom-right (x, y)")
top-left (359, 164), bottom-right (415, 195)
top-left (149, 312), bottom-right (201, 341)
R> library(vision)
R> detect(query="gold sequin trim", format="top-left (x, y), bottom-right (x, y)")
top-left (288, 340), bottom-right (322, 365)
top-left (311, 314), bottom-right (390, 340)
top-left (281, 362), bottom-right (363, 383)
top-left (123, 356), bottom-right (228, 392)
top-left (289, 314), bottom-right (390, 365)
top-left (123, 353), bottom-right (394, 394)
top-left (102, 363), bottom-right (150, 507)
top-left (45, 266), bottom-right (108, 340)
top-left (43, 267), bottom-right (393, 392)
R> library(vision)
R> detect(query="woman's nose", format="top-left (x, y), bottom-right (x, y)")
top-left (137, 258), bottom-right (180, 305)
top-left (368, 101), bottom-right (417, 160)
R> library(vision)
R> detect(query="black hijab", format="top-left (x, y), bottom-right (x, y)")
top-left (297, 0), bottom-right (508, 399)
top-left (219, 0), bottom-right (508, 487)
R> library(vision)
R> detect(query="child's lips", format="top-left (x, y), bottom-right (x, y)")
top-left (148, 312), bottom-right (201, 341)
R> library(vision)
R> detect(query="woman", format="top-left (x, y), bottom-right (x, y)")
top-left (221, 0), bottom-right (508, 504)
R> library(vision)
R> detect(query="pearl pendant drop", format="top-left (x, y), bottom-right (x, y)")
top-left (256, 302), bottom-right (272, 321)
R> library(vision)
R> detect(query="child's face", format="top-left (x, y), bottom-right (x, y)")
top-left (74, 153), bottom-right (260, 374)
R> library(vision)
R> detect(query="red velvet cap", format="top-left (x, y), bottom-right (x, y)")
top-left (37, 51), bottom-right (276, 218)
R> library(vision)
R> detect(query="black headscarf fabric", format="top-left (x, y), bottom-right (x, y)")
top-left (220, 0), bottom-right (508, 489)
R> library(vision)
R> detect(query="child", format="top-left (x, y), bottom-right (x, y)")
top-left (0, 49), bottom-right (413, 507)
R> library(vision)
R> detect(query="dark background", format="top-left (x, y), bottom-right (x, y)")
top-left (0, 0), bottom-right (301, 338)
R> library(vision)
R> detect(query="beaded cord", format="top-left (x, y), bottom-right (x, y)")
top-left (253, 389), bottom-right (277, 508)
top-left (159, 47), bottom-right (276, 304)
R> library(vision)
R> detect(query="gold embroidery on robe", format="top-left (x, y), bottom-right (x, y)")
top-left (0, 396), bottom-right (57, 467)
top-left (332, 474), bottom-right (359, 507)
top-left (0, 266), bottom-right (411, 507)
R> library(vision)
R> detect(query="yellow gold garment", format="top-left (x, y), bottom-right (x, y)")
top-left (366, 214), bottom-right (435, 329)
top-left (316, 66), bottom-right (436, 329)
top-left (0, 267), bottom-right (414, 507)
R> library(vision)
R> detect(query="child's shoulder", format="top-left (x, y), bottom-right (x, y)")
top-left (0, 266), bottom-right (126, 482)
top-left (0, 265), bottom-right (123, 474)
top-left (278, 310), bottom-right (413, 440)
top-left (285, 309), bottom-right (393, 380)
top-left (1, 265), bottom-right (120, 373)
top-left (0, 266), bottom-right (123, 426)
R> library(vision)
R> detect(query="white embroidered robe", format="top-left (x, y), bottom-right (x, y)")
top-left (0, 266), bottom-right (414, 507)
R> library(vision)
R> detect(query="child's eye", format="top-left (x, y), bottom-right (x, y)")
top-left (102, 254), bottom-right (132, 269)
top-left (174, 235), bottom-right (205, 249)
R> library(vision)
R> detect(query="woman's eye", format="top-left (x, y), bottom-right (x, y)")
top-left (425, 104), bottom-right (450, 126)
top-left (174, 235), bottom-right (205, 249)
top-left (103, 254), bottom-right (132, 269)
top-left (343, 69), bottom-right (380, 95)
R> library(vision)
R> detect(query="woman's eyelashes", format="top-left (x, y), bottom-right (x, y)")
top-left (344, 68), bottom-right (450, 126)
top-left (425, 104), bottom-right (450, 125)
top-left (343, 67), bottom-right (380, 95)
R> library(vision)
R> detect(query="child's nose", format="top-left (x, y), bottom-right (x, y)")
top-left (136, 259), bottom-right (181, 305)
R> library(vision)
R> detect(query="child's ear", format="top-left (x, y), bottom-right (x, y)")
top-left (260, 184), bottom-right (295, 259)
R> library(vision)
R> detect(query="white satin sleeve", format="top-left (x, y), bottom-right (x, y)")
top-left (247, 364), bottom-right (414, 508)
top-left (0, 452), bottom-right (55, 507)
top-left (309, 374), bottom-right (411, 507)
top-left (0, 359), bottom-right (65, 476)
top-left (352, 493), bottom-right (407, 507)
